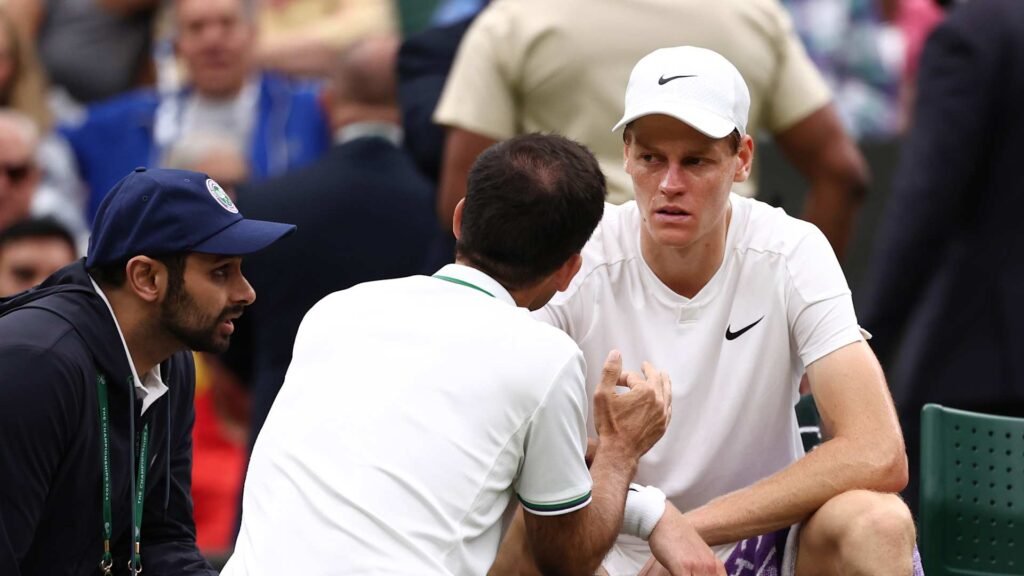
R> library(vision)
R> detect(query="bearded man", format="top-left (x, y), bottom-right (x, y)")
top-left (0, 167), bottom-right (294, 575)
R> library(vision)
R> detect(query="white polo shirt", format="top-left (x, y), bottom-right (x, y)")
top-left (224, 264), bottom-right (593, 576)
top-left (537, 195), bottom-right (863, 568)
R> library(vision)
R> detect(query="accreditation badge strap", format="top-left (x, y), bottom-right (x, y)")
top-left (96, 374), bottom-right (151, 576)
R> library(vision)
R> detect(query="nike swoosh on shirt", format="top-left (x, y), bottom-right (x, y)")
top-left (658, 74), bottom-right (697, 85)
top-left (725, 316), bottom-right (765, 341)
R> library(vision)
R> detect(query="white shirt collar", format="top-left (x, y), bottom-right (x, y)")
top-left (89, 277), bottom-right (169, 415)
top-left (433, 263), bottom-right (518, 307)
top-left (334, 122), bottom-right (404, 146)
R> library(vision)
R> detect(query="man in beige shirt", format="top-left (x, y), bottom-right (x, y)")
top-left (434, 0), bottom-right (868, 258)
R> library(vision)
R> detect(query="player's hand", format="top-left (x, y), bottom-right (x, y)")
top-left (592, 350), bottom-right (671, 460)
top-left (639, 503), bottom-right (725, 576)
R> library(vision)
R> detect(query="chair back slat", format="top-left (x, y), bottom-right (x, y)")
top-left (920, 404), bottom-right (1024, 576)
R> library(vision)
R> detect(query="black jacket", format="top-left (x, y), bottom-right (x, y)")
top-left (862, 0), bottom-right (1024, 409)
top-left (397, 15), bottom-right (475, 182)
top-left (0, 261), bottom-right (214, 575)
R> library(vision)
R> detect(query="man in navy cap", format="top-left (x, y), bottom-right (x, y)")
top-left (0, 167), bottom-right (294, 575)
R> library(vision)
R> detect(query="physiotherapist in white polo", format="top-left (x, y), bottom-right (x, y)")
top-left (222, 133), bottom-right (720, 575)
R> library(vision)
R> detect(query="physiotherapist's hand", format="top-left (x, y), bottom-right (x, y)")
top-left (640, 503), bottom-right (725, 576)
top-left (592, 350), bottom-right (672, 461)
top-left (585, 436), bottom-right (598, 468)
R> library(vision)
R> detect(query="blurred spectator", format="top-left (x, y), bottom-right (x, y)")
top-left (429, 0), bottom-right (483, 26)
top-left (0, 111), bottom-right (38, 230)
top-left (0, 217), bottom-right (75, 297)
top-left (0, 6), bottom-right (50, 129)
top-left (434, 0), bottom-right (868, 258)
top-left (165, 131), bottom-right (248, 199)
top-left (397, 15), bottom-right (474, 184)
top-left (6, 0), bottom-right (157, 109)
top-left (897, 0), bottom-right (943, 89)
top-left (782, 0), bottom-right (904, 139)
top-left (225, 35), bottom-right (438, 448)
top-left (256, 0), bottom-right (397, 77)
top-left (61, 0), bottom-right (330, 222)
top-left (861, 0), bottom-right (1024, 511)
top-left (895, 0), bottom-right (944, 122)
top-left (0, 109), bottom-right (88, 249)
top-left (0, 8), bottom-right (88, 250)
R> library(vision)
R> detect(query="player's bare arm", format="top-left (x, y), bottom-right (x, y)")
top-left (641, 502), bottom-right (725, 576)
top-left (680, 341), bottom-right (906, 544)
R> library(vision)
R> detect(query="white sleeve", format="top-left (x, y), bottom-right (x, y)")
top-left (786, 227), bottom-right (864, 368)
top-left (514, 350), bottom-right (593, 516)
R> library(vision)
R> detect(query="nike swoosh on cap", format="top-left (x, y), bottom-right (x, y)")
top-left (658, 74), bottom-right (697, 85)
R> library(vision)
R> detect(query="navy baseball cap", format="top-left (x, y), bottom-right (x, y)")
top-left (86, 167), bottom-right (296, 267)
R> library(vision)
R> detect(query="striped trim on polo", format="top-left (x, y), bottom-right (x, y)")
top-left (518, 491), bottom-right (593, 516)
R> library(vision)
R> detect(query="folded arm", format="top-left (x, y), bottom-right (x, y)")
top-left (682, 341), bottom-right (906, 545)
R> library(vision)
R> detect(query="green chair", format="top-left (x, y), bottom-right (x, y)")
top-left (796, 394), bottom-right (822, 453)
top-left (919, 404), bottom-right (1024, 575)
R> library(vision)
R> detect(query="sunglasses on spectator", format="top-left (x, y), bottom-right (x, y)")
top-left (0, 163), bottom-right (33, 183)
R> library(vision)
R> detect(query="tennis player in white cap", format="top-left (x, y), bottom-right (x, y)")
top-left (494, 46), bottom-right (922, 576)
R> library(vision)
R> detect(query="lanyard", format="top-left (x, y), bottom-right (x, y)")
top-left (433, 275), bottom-right (495, 298)
top-left (97, 374), bottom-right (150, 576)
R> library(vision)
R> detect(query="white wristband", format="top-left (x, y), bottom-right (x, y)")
top-left (622, 483), bottom-right (666, 540)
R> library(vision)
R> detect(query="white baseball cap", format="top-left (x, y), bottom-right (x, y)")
top-left (612, 46), bottom-right (750, 138)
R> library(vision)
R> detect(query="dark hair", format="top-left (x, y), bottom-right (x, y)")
top-left (88, 252), bottom-right (187, 294)
top-left (0, 217), bottom-right (76, 256)
top-left (456, 133), bottom-right (606, 290)
top-left (623, 122), bottom-right (742, 154)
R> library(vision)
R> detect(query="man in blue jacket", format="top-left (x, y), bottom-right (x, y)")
top-left (61, 0), bottom-right (330, 222)
top-left (0, 168), bottom-right (294, 575)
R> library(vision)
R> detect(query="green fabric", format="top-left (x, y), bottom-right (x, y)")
top-left (97, 375), bottom-right (114, 574)
top-left (397, 0), bottom-right (442, 36)
top-left (796, 394), bottom-right (822, 453)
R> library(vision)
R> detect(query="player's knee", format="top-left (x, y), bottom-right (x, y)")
top-left (834, 492), bottom-right (915, 555)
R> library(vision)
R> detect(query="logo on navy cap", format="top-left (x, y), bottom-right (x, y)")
top-left (206, 178), bottom-right (238, 213)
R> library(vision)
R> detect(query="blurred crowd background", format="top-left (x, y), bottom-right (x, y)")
top-left (1, 0), bottom-right (1017, 564)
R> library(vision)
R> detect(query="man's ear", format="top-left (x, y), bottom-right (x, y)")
top-left (124, 256), bottom-right (164, 303)
top-left (452, 198), bottom-right (466, 240)
top-left (734, 135), bottom-right (755, 183)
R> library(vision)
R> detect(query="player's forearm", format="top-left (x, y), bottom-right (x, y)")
top-left (531, 443), bottom-right (638, 574)
top-left (682, 434), bottom-right (906, 546)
